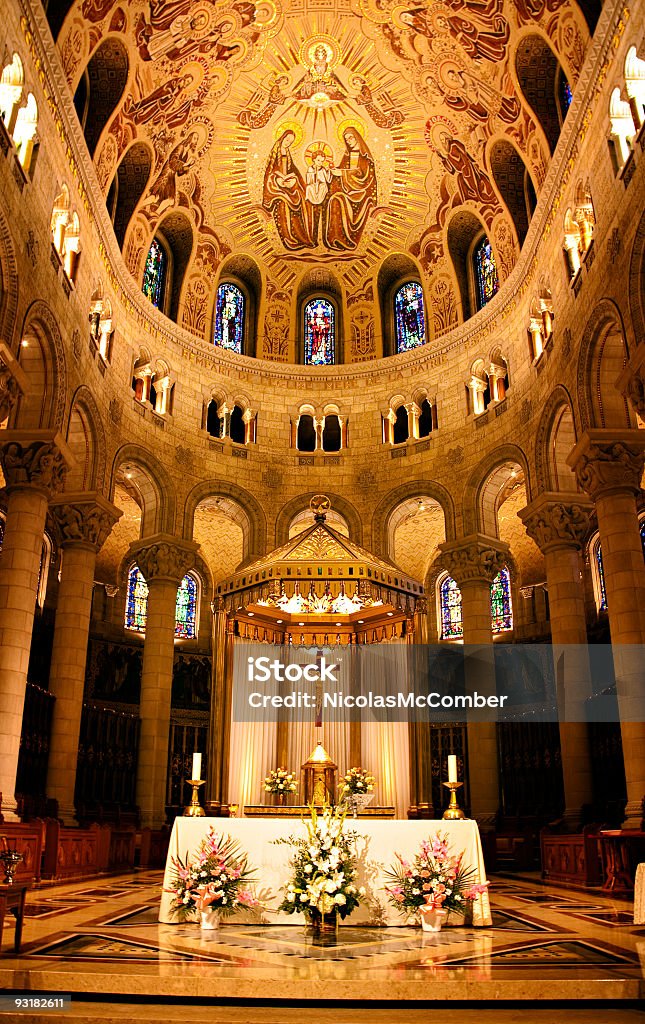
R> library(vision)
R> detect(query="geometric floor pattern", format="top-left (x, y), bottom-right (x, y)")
top-left (0, 870), bottom-right (644, 1007)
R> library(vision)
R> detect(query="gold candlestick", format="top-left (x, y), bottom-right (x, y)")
top-left (184, 779), bottom-right (206, 817)
top-left (442, 780), bottom-right (465, 820)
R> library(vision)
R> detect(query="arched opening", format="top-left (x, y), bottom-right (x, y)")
top-left (229, 405), bottom-right (246, 445)
top-left (472, 234), bottom-right (499, 311)
top-left (418, 398), bottom-right (433, 437)
top-left (394, 281), bottom-right (427, 353)
top-left (489, 140), bottom-right (536, 247)
top-left (74, 38), bottom-right (129, 157)
top-left (296, 413), bottom-right (316, 452)
top-left (447, 212), bottom-right (497, 321)
top-left (377, 254), bottom-right (426, 356)
top-left (625, 46), bottom-right (645, 130)
top-left (142, 237), bottom-right (168, 311)
top-left (515, 35), bottom-right (570, 154)
top-left (65, 403), bottom-right (96, 491)
top-left (142, 213), bottom-right (193, 322)
top-left (214, 283), bottom-right (245, 354)
top-left (388, 494), bottom-right (446, 582)
top-left (13, 93), bottom-right (38, 174)
top-left (322, 414), bottom-right (341, 452)
top-left (437, 573), bottom-right (463, 641)
top-left (392, 405), bottom-right (409, 444)
top-left (0, 54), bottom-right (23, 134)
top-left (214, 255), bottom-right (261, 357)
top-left (206, 400), bottom-right (222, 438)
top-left (109, 143), bottom-right (152, 249)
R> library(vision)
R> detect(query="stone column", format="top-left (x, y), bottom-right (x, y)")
top-left (520, 494), bottom-right (595, 825)
top-left (46, 495), bottom-right (122, 822)
top-left (0, 432), bottom-right (72, 819)
top-left (409, 597), bottom-right (434, 817)
top-left (568, 431), bottom-right (645, 826)
top-left (438, 534), bottom-right (509, 829)
top-left (130, 535), bottom-right (198, 828)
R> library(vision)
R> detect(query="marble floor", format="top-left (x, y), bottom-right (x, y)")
top-left (0, 871), bottom-right (644, 1020)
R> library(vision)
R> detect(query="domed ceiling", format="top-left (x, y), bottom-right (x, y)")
top-left (58, 0), bottom-right (589, 348)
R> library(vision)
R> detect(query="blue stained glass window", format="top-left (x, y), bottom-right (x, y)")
top-left (125, 564), bottom-right (198, 637)
top-left (214, 283), bottom-right (245, 353)
top-left (640, 520), bottom-right (645, 561)
top-left (142, 238), bottom-right (167, 309)
top-left (175, 574), bottom-right (198, 639)
top-left (595, 544), bottom-right (608, 611)
top-left (125, 565), bottom-right (149, 632)
top-left (473, 237), bottom-right (499, 310)
top-left (490, 567), bottom-right (513, 633)
top-left (440, 576), bottom-right (463, 639)
top-left (304, 298), bottom-right (335, 365)
top-left (394, 282), bottom-right (426, 353)
top-left (560, 75), bottom-right (573, 115)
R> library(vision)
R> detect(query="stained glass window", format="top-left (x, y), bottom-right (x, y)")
top-left (473, 237), bottom-right (499, 310)
top-left (214, 283), bottom-right (245, 353)
top-left (125, 564), bottom-right (149, 632)
top-left (394, 282), bottom-right (426, 353)
top-left (175, 574), bottom-right (198, 639)
top-left (125, 564), bottom-right (198, 637)
top-left (595, 544), bottom-right (608, 611)
top-left (440, 576), bottom-right (463, 639)
top-left (142, 238), bottom-right (167, 310)
top-left (560, 74), bottom-right (573, 115)
top-left (490, 567), bottom-right (513, 633)
top-left (640, 520), bottom-right (645, 561)
top-left (304, 298), bottom-right (335, 365)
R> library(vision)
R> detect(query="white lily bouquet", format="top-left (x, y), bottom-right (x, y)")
top-left (264, 767), bottom-right (298, 794)
top-left (275, 804), bottom-right (364, 929)
top-left (341, 766), bottom-right (375, 797)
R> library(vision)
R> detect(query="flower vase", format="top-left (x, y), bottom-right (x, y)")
top-left (349, 792), bottom-right (373, 818)
top-left (275, 791), bottom-right (286, 806)
top-left (200, 908), bottom-right (221, 931)
top-left (419, 906), bottom-right (448, 932)
top-left (308, 908), bottom-right (339, 945)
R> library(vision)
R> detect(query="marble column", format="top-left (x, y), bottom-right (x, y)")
top-left (438, 534), bottom-right (510, 829)
top-left (130, 535), bottom-right (198, 829)
top-left (568, 430), bottom-right (645, 827)
top-left (0, 432), bottom-right (72, 819)
top-left (409, 597), bottom-right (433, 817)
top-left (520, 494), bottom-right (595, 825)
top-left (46, 495), bottom-right (122, 822)
top-left (207, 600), bottom-right (235, 814)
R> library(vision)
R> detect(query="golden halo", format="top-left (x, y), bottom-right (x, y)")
top-left (273, 120), bottom-right (304, 148)
top-left (180, 62), bottom-right (207, 93)
top-left (304, 140), bottom-right (334, 167)
top-left (336, 117), bottom-right (367, 144)
top-left (392, 4), bottom-right (415, 30)
top-left (254, 0), bottom-right (279, 28)
top-left (298, 34), bottom-right (342, 71)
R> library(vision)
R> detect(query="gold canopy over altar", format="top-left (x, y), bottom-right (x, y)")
top-left (205, 497), bottom-right (430, 819)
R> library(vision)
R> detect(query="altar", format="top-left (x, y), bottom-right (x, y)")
top-left (159, 816), bottom-right (492, 926)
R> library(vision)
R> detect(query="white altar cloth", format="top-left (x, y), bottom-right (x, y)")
top-left (159, 817), bottom-right (492, 926)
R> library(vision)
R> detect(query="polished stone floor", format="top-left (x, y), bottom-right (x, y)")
top-left (0, 870), bottom-right (644, 1019)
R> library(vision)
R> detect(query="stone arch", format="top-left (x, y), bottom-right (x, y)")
top-left (576, 299), bottom-right (633, 430)
top-left (534, 385), bottom-right (580, 493)
top-left (109, 445), bottom-right (176, 536)
top-left (463, 445), bottom-right (532, 536)
top-left (0, 204), bottom-right (19, 347)
top-left (65, 384), bottom-right (107, 494)
top-left (514, 32), bottom-right (571, 156)
top-left (487, 137), bottom-right (537, 248)
top-left (13, 300), bottom-right (67, 430)
top-left (377, 252), bottom-right (426, 356)
top-left (372, 481), bottom-right (456, 562)
top-left (274, 492), bottom-right (363, 548)
top-left (628, 207), bottom-right (645, 351)
top-left (214, 253), bottom-right (263, 357)
top-left (183, 480), bottom-right (267, 563)
top-left (446, 210), bottom-right (496, 322)
top-left (109, 141), bottom-right (153, 250)
top-left (74, 37), bottom-right (129, 158)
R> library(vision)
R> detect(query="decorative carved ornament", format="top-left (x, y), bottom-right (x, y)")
top-left (569, 437), bottom-right (645, 500)
top-left (134, 538), bottom-right (197, 584)
top-left (50, 496), bottom-right (122, 551)
top-left (0, 438), bottom-right (69, 496)
top-left (438, 535), bottom-right (509, 585)
top-left (520, 498), bottom-right (595, 553)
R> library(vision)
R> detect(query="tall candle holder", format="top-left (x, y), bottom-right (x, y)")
top-left (442, 780), bottom-right (465, 820)
top-left (184, 779), bottom-right (206, 817)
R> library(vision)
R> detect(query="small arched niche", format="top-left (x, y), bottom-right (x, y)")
top-left (377, 254), bottom-right (427, 357)
top-left (515, 34), bottom-right (572, 155)
top-left (108, 143), bottom-right (153, 249)
top-left (74, 38), bottom-right (129, 157)
top-left (213, 254), bottom-right (261, 357)
top-left (489, 140), bottom-right (537, 247)
top-left (296, 269), bottom-right (343, 364)
top-left (447, 212), bottom-right (498, 321)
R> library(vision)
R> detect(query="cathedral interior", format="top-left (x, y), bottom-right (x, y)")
top-left (0, 0), bottom-right (644, 1019)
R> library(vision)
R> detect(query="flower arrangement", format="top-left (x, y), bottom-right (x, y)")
top-left (166, 828), bottom-right (258, 920)
top-left (341, 766), bottom-right (375, 798)
top-left (275, 804), bottom-right (364, 922)
top-left (264, 767), bottom-right (298, 794)
top-left (385, 832), bottom-right (489, 919)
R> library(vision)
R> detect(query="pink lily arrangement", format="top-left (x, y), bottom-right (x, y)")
top-left (385, 831), bottom-right (490, 919)
top-left (166, 827), bottom-right (259, 920)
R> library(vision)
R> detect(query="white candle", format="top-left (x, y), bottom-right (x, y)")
top-left (447, 755), bottom-right (458, 783)
top-left (192, 753), bottom-right (202, 781)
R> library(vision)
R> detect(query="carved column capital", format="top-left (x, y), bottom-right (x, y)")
top-left (0, 430), bottom-right (74, 498)
top-left (129, 534), bottom-right (198, 584)
top-left (616, 346), bottom-right (645, 420)
top-left (437, 534), bottom-right (510, 586)
top-left (519, 492), bottom-right (595, 553)
top-left (0, 343), bottom-right (29, 424)
top-left (49, 493), bottom-right (122, 552)
top-left (567, 430), bottom-right (645, 500)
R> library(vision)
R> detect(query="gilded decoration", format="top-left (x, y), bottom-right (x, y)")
top-left (55, 0), bottom-right (591, 327)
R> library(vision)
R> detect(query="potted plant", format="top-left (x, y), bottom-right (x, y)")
top-left (385, 832), bottom-right (489, 931)
top-left (166, 828), bottom-right (259, 929)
